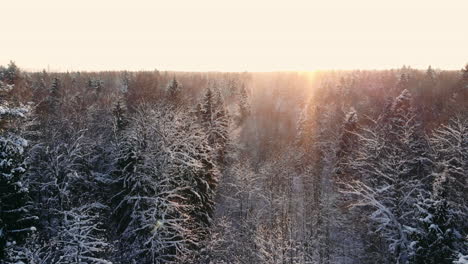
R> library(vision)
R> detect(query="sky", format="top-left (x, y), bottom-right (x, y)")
top-left (1, 0), bottom-right (467, 72)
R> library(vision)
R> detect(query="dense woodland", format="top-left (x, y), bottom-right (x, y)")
top-left (0, 62), bottom-right (467, 264)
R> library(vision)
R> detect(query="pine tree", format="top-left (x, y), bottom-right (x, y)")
top-left (296, 101), bottom-right (339, 264)
top-left (426, 66), bottom-right (436, 83)
top-left (397, 73), bottom-right (410, 92)
top-left (411, 169), bottom-right (464, 264)
top-left (452, 64), bottom-right (468, 111)
top-left (86, 78), bottom-right (104, 105)
top-left (237, 84), bottom-right (250, 124)
top-left (333, 108), bottom-right (367, 263)
top-left (46, 77), bottom-right (61, 116)
top-left (112, 98), bottom-right (128, 133)
top-left (0, 74), bottom-right (36, 260)
top-left (0, 61), bottom-right (20, 85)
top-left (430, 117), bottom-right (467, 210)
top-left (345, 89), bottom-right (430, 264)
top-left (295, 99), bottom-right (319, 149)
top-left (416, 116), bottom-right (468, 262)
top-left (200, 88), bottom-right (214, 125)
top-left (213, 89), bottom-right (229, 163)
top-left (421, 66), bottom-right (438, 111)
top-left (0, 133), bottom-right (35, 260)
top-left (166, 77), bottom-right (182, 102)
top-left (24, 125), bottom-right (115, 262)
top-left (335, 107), bottom-right (359, 180)
top-left (460, 64), bottom-right (468, 90)
top-left (113, 105), bottom-right (219, 263)
top-left (199, 88), bottom-right (230, 164)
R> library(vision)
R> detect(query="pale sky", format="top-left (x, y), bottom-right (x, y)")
top-left (1, 0), bottom-right (467, 72)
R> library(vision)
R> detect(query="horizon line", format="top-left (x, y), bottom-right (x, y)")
top-left (14, 64), bottom-right (466, 74)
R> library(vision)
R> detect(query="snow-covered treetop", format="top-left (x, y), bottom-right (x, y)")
top-left (461, 64), bottom-right (468, 89)
top-left (0, 61), bottom-right (19, 85)
top-left (345, 107), bottom-right (358, 124)
top-left (0, 81), bottom-right (14, 93)
top-left (391, 89), bottom-right (412, 113)
top-left (426, 65), bottom-right (435, 77)
top-left (0, 82), bottom-right (29, 130)
top-left (0, 105), bottom-right (28, 119)
top-left (432, 169), bottom-right (449, 200)
top-left (461, 64), bottom-right (468, 81)
top-left (454, 254), bottom-right (468, 264)
top-left (167, 77), bottom-right (183, 101)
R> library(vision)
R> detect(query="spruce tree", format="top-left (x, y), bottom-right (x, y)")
top-left (415, 116), bottom-right (468, 263)
top-left (460, 64), bottom-right (468, 89)
top-left (201, 88), bottom-right (214, 125)
top-left (346, 89), bottom-right (431, 263)
top-left (457, 64), bottom-right (468, 109)
top-left (411, 169), bottom-right (463, 264)
top-left (113, 105), bottom-right (219, 263)
top-left (213, 89), bottom-right (229, 163)
top-left (166, 77), bottom-right (182, 102)
top-left (47, 77), bottom-right (61, 116)
top-left (199, 87), bottom-right (230, 164)
top-left (426, 66), bottom-right (436, 82)
top-left (397, 73), bottom-right (410, 93)
top-left (0, 61), bottom-right (19, 85)
top-left (335, 107), bottom-right (359, 180)
top-left (112, 98), bottom-right (128, 133)
top-left (295, 99), bottom-right (319, 149)
top-left (0, 72), bottom-right (36, 260)
top-left (238, 84), bottom-right (250, 124)
top-left (430, 117), bottom-right (467, 210)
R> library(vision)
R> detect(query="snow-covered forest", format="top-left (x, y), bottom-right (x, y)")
top-left (0, 62), bottom-right (467, 264)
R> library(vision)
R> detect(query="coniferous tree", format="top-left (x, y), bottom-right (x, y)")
top-left (0, 74), bottom-right (36, 260)
top-left (113, 104), bottom-right (219, 263)
top-left (420, 66), bottom-right (438, 115)
top-left (411, 169), bottom-right (464, 264)
top-left (24, 125), bottom-right (114, 262)
top-left (414, 116), bottom-right (468, 263)
top-left (295, 99), bottom-right (319, 150)
top-left (199, 88), bottom-right (230, 164)
top-left (237, 84), bottom-right (250, 124)
top-left (335, 107), bottom-right (359, 180)
top-left (0, 133), bottom-right (35, 259)
top-left (166, 77), bottom-right (182, 102)
top-left (397, 73), bottom-right (410, 92)
top-left (459, 64), bottom-right (468, 90)
top-left (112, 98), bottom-right (128, 133)
top-left (429, 117), bottom-right (468, 211)
top-left (200, 88), bottom-right (215, 126)
top-left (0, 61), bottom-right (20, 85)
top-left (213, 89), bottom-right (229, 163)
top-left (345, 89), bottom-right (431, 264)
top-left (296, 100), bottom-right (340, 264)
top-left (46, 77), bottom-right (61, 117)
top-left (457, 64), bottom-right (468, 110)
top-left (426, 66), bottom-right (436, 84)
